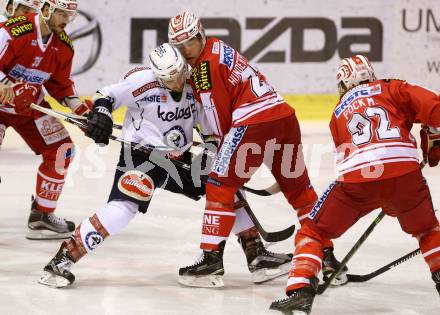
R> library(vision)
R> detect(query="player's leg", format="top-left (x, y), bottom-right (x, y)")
top-left (271, 181), bottom-right (378, 314)
top-left (9, 113), bottom-right (75, 239)
top-left (268, 115), bottom-right (345, 284)
top-left (0, 122), bottom-right (6, 148)
top-left (389, 170), bottom-right (440, 296)
top-left (166, 152), bottom-right (293, 284)
top-left (179, 125), bottom-right (268, 287)
top-left (233, 194), bottom-right (292, 284)
top-left (38, 148), bottom-right (161, 287)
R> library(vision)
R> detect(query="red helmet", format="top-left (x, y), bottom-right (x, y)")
top-left (336, 55), bottom-right (376, 96)
top-left (168, 11), bottom-right (205, 45)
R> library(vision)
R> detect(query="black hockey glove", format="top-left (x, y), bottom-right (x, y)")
top-left (85, 99), bottom-right (113, 146)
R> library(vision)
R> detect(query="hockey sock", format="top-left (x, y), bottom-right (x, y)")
top-left (35, 145), bottom-right (74, 213)
top-left (201, 182), bottom-right (237, 251)
top-left (418, 225), bottom-right (440, 273)
top-left (232, 196), bottom-right (255, 235)
top-left (286, 223), bottom-right (323, 293)
top-left (63, 200), bottom-right (138, 262)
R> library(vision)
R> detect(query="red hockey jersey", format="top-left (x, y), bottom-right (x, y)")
top-left (0, 13), bottom-right (76, 114)
top-left (189, 37), bottom-right (293, 136)
top-left (330, 79), bottom-right (440, 182)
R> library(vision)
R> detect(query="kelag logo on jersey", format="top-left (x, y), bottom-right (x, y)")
top-left (213, 126), bottom-right (247, 176)
top-left (9, 64), bottom-right (51, 84)
top-left (334, 84), bottom-right (382, 118)
top-left (220, 43), bottom-right (235, 70)
top-left (157, 103), bottom-right (196, 122)
top-left (191, 61), bottom-right (212, 93)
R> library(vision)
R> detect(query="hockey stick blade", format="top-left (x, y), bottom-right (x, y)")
top-left (236, 190), bottom-right (295, 242)
top-left (346, 248), bottom-right (421, 283)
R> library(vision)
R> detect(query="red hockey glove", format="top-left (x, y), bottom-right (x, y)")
top-left (12, 83), bottom-right (38, 115)
top-left (72, 99), bottom-right (93, 116)
top-left (420, 125), bottom-right (440, 167)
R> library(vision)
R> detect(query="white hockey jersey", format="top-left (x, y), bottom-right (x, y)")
top-left (98, 66), bottom-right (212, 154)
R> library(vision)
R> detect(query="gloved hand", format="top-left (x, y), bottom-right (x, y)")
top-left (11, 83), bottom-right (38, 115)
top-left (72, 99), bottom-right (93, 116)
top-left (420, 125), bottom-right (440, 167)
top-left (85, 104), bottom-right (113, 146)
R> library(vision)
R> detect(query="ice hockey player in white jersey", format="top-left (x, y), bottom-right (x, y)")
top-left (38, 43), bottom-right (292, 288)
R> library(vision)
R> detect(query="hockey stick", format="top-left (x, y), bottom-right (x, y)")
top-left (346, 248), bottom-right (420, 283)
top-left (236, 190), bottom-right (296, 242)
top-left (30, 103), bottom-right (281, 197)
top-left (346, 206), bottom-right (437, 283)
top-left (317, 211), bottom-right (386, 294)
top-left (31, 103), bottom-right (293, 241)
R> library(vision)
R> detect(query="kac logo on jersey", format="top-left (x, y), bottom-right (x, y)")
top-left (9, 64), bottom-right (51, 85)
top-left (334, 84), bottom-right (382, 118)
top-left (220, 44), bottom-right (235, 70)
top-left (213, 126), bottom-right (247, 176)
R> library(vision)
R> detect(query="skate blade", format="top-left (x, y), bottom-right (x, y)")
top-left (178, 275), bottom-right (224, 288)
top-left (253, 261), bottom-right (291, 284)
top-left (26, 229), bottom-right (71, 240)
top-left (38, 271), bottom-right (71, 288)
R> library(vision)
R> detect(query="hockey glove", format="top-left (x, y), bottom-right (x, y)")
top-left (72, 99), bottom-right (93, 116)
top-left (420, 125), bottom-right (440, 167)
top-left (85, 100), bottom-right (113, 146)
top-left (12, 83), bottom-right (39, 115)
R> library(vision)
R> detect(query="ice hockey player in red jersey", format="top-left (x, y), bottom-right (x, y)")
top-left (270, 55), bottom-right (440, 315)
top-left (0, 0), bottom-right (92, 240)
top-left (168, 11), bottom-right (346, 288)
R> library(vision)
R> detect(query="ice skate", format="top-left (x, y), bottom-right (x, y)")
top-left (322, 247), bottom-right (348, 286)
top-left (27, 198), bottom-right (75, 240)
top-left (239, 237), bottom-right (292, 284)
top-left (178, 241), bottom-right (225, 288)
top-left (270, 277), bottom-right (318, 315)
top-left (432, 269), bottom-right (440, 296)
top-left (39, 246), bottom-right (75, 288)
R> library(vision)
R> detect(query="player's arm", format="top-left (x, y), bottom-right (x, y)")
top-left (0, 28), bottom-right (15, 104)
top-left (392, 80), bottom-right (440, 166)
top-left (85, 70), bottom-right (144, 146)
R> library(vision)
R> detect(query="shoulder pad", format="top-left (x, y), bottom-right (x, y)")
top-left (58, 31), bottom-right (74, 52)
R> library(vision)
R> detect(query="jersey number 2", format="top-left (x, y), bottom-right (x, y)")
top-left (347, 107), bottom-right (400, 145)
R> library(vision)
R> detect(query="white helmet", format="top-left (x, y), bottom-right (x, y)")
top-left (149, 43), bottom-right (188, 88)
top-left (41, 0), bottom-right (78, 22)
top-left (168, 11), bottom-right (205, 45)
top-left (336, 55), bottom-right (377, 96)
top-left (4, 0), bottom-right (41, 18)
